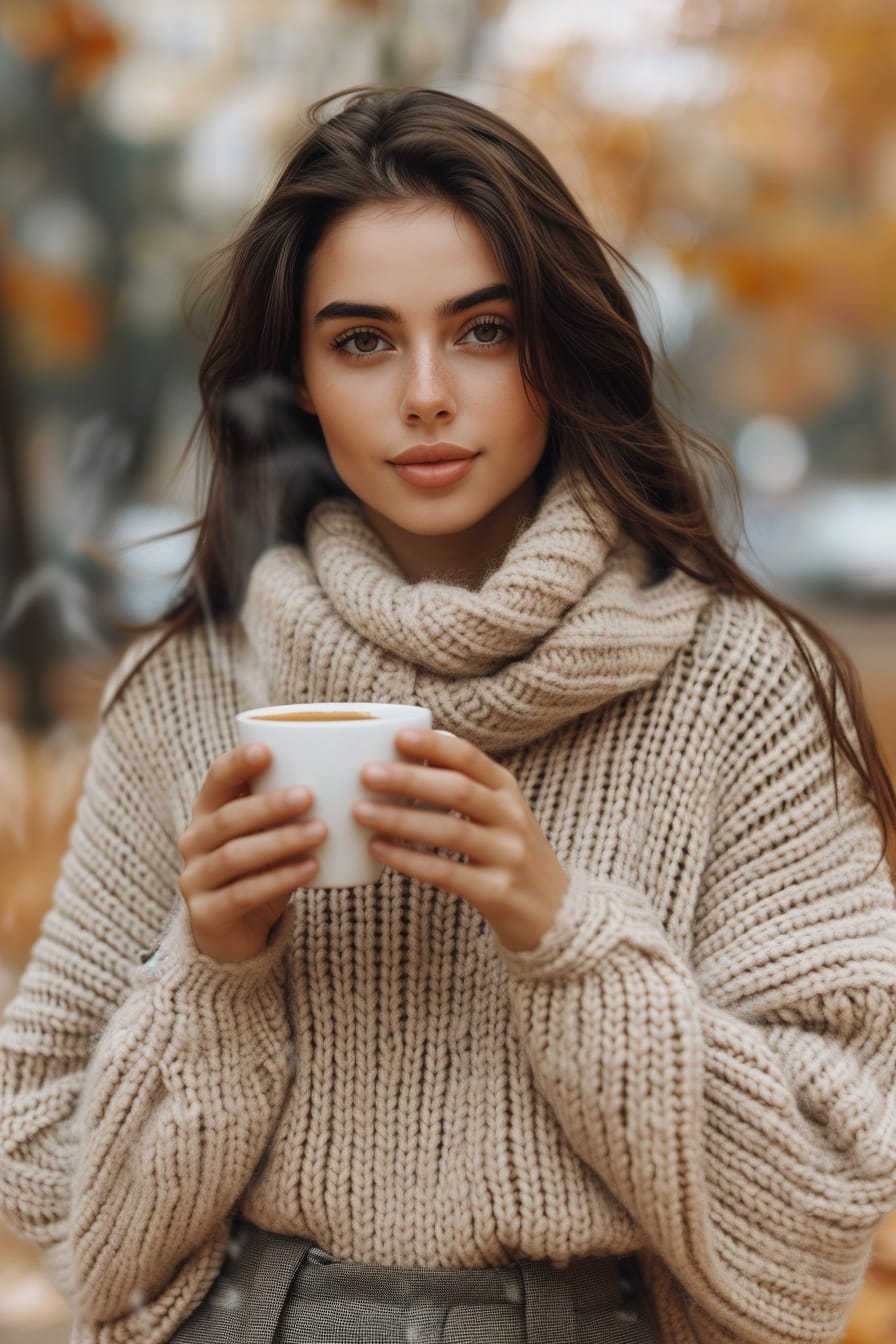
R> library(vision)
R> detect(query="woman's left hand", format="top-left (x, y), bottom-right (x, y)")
top-left (353, 727), bottom-right (568, 953)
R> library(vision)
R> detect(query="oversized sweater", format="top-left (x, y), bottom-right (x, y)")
top-left (2, 465), bottom-right (896, 1344)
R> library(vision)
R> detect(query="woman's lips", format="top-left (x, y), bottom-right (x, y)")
top-left (391, 456), bottom-right (478, 487)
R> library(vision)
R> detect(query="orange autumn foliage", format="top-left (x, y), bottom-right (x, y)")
top-left (0, 255), bottom-right (106, 367)
top-left (505, 0), bottom-right (896, 339)
top-left (0, 0), bottom-right (122, 99)
top-left (672, 216), bottom-right (896, 334)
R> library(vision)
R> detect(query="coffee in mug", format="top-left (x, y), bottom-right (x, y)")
top-left (251, 711), bottom-right (380, 722)
top-left (235, 702), bottom-right (432, 888)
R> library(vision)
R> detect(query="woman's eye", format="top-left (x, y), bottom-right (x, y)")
top-left (460, 318), bottom-right (512, 347)
top-left (332, 329), bottom-right (388, 357)
top-left (331, 317), bottom-right (512, 358)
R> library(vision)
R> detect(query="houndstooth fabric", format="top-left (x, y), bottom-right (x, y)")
top-left (170, 1221), bottom-right (657, 1343)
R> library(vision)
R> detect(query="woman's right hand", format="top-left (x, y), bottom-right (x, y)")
top-left (177, 743), bottom-right (327, 963)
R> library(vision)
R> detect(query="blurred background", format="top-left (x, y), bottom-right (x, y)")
top-left (0, 0), bottom-right (894, 1339)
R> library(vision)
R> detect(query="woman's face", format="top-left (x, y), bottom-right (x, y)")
top-left (295, 196), bottom-right (549, 560)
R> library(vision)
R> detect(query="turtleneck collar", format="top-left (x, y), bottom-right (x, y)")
top-left (239, 468), bottom-right (713, 753)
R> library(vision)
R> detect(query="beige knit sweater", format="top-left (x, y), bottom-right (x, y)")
top-left (2, 467), bottom-right (895, 1344)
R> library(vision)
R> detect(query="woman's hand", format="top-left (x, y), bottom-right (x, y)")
top-left (177, 743), bottom-right (327, 963)
top-left (354, 728), bottom-right (568, 952)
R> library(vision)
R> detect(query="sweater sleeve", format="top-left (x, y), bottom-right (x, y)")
top-left (499, 638), bottom-right (896, 1344)
top-left (68, 899), bottom-right (295, 1322)
top-left (0, 646), bottom-right (295, 1325)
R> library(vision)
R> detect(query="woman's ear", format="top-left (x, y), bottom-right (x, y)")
top-left (295, 383), bottom-right (315, 415)
top-left (291, 358), bottom-right (315, 415)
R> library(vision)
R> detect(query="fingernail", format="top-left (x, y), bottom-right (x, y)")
top-left (246, 744), bottom-right (266, 763)
top-left (286, 787), bottom-right (308, 806)
top-left (398, 729), bottom-right (422, 746)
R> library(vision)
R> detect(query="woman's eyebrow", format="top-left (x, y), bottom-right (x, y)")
top-left (312, 283), bottom-right (512, 327)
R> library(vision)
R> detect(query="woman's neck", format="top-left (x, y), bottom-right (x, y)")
top-left (359, 475), bottom-right (539, 590)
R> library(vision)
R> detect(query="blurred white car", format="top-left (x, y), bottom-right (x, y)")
top-left (739, 483), bottom-right (896, 601)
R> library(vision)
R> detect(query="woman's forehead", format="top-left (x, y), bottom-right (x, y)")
top-left (302, 198), bottom-right (506, 306)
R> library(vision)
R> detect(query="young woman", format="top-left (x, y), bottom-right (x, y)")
top-left (2, 84), bottom-right (895, 1344)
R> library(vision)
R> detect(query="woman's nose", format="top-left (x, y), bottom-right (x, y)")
top-left (399, 346), bottom-right (456, 425)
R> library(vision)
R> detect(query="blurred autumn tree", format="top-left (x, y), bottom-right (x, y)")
top-left (0, 0), bottom-right (502, 726)
top-left (0, 1), bottom-right (122, 726)
top-left (1, 0), bottom-right (892, 730)
top-left (495, 0), bottom-right (896, 475)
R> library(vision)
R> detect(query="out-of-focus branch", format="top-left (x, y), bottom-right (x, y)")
top-left (0, 249), bottom-right (53, 730)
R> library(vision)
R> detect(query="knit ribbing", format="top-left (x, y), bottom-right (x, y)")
top-left (241, 467), bottom-right (714, 751)
top-left (70, 901), bottom-right (295, 1320)
top-left (1, 471), bottom-right (895, 1344)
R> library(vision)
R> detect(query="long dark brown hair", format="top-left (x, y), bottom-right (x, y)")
top-left (110, 83), bottom-right (895, 858)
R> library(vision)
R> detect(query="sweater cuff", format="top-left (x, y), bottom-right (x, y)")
top-left (499, 871), bottom-right (667, 983)
top-left (135, 899), bottom-right (296, 998)
top-left (498, 870), bottom-right (614, 982)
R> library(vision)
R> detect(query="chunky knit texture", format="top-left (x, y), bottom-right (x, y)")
top-left (2, 466), bottom-right (896, 1344)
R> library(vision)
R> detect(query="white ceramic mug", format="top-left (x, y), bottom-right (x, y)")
top-left (235, 701), bottom-right (433, 888)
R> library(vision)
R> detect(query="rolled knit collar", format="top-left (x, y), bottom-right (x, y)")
top-left (239, 468), bottom-right (713, 752)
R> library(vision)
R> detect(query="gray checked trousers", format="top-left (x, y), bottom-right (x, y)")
top-left (169, 1219), bottom-right (658, 1343)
